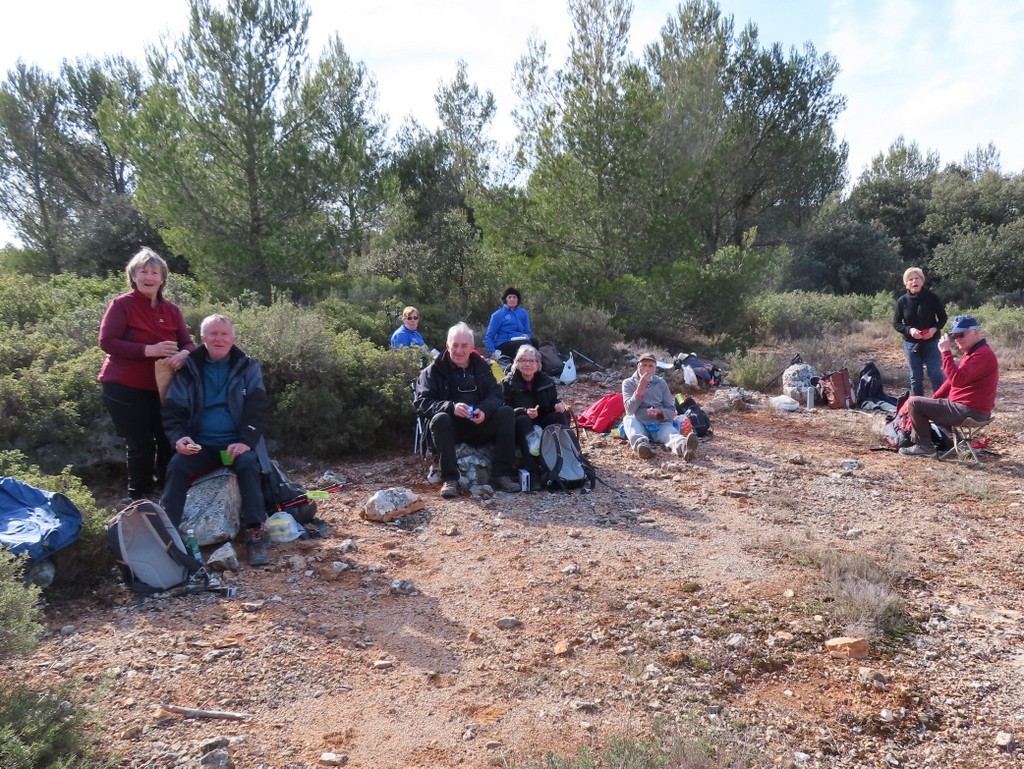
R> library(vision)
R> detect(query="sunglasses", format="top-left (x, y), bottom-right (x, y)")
top-left (949, 331), bottom-right (971, 339)
top-left (406, 315), bottom-right (419, 321)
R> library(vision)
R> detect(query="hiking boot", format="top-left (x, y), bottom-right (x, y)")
top-left (247, 527), bottom-right (270, 566)
top-left (899, 444), bottom-right (936, 458)
top-left (682, 432), bottom-right (699, 462)
top-left (440, 481), bottom-right (459, 499)
top-left (635, 440), bottom-right (653, 459)
top-left (493, 475), bottom-right (521, 493)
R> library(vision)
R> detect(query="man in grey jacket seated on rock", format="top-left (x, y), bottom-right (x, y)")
top-left (161, 314), bottom-right (273, 566)
top-left (622, 352), bottom-right (698, 461)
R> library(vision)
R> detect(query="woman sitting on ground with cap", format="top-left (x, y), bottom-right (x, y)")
top-left (502, 345), bottom-right (570, 484)
top-left (485, 286), bottom-right (538, 362)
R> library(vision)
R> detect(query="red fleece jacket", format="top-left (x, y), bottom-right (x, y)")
top-left (96, 290), bottom-right (194, 391)
top-left (932, 339), bottom-right (998, 415)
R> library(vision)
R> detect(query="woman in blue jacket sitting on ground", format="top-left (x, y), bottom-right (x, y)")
top-left (485, 287), bottom-right (538, 361)
top-left (390, 306), bottom-right (426, 349)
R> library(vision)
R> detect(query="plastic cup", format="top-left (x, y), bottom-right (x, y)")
top-left (219, 449), bottom-right (234, 466)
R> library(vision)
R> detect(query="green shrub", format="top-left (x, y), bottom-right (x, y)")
top-left (965, 304), bottom-right (1024, 347)
top-left (0, 549), bottom-right (43, 662)
top-left (0, 681), bottom-right (111, 769)
top-left (746, 291), bottom-right (888, 339)
top-left (228, 303), bottom-right (422, 455)
top-left (0, 348), bottom-right (105, 465)
top-left (529, 296), bottom-right (622, 363)
top-left (726, 351), bottom-right (781, 391)
top-left (0, 452), bottom-right (110, 588)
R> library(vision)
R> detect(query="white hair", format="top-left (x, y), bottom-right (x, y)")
top-left (447, 322), bottom-right (474, 345)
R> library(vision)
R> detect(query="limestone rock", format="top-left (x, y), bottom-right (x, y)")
top-left (704, 387), bottom-right (754, 414)
top-left (825, 636), bottom-right (869, 659)
top-left (180, 468), bottom-right (241, 545)
top-left (206, 543), bottom-right (240, 572)
top-left (361, 488), bottom-right (424, 522)
top-left (782, 363), bottom-right (821, 401)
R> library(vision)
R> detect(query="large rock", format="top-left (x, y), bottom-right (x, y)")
top-left (427, 443), bottom-right (494, 489)
top-left (782, 363), bottom-right (820, 402)
top-left (362, 487), bottom-right (424, 522)
top-left (180, 468), bottom-right (241, 545)
top-left (704, 387), bottom-right (755, 414)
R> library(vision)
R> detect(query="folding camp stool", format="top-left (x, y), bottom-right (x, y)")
top-left (939, 416), bottom-right (994, 465)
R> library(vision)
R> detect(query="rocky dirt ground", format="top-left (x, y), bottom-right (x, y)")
top-left (14, 350), bottom-right (1024, 769)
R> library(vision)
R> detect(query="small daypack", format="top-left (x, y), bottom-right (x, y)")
top-left (577, 393), bottom-right (625, 433)
top-left (883, 391), bottom-right (953, 451)
top-left (817, 370), bottom-right (857, 409)
top-left (538, 424), bottom-right (597, 493)
top-left (856, 360), bottom-right (896, 407)
top-left (262, 460), bottom-right (317, 524)
top-left (883, 412), bottom-right (913, 449)
top-left (675, 396), bottom-right (713, 438)
top-left (106, 500), bottom-right (201, 593)
top-left (538, 341), bottom-right (565, 377)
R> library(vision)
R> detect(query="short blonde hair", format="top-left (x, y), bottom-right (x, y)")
top-left (402, 306), bottom-right (419, 320)
top-left (903, 267), bottom-right (925, 284)
top-left (126, 247), bottom-right (168, 294)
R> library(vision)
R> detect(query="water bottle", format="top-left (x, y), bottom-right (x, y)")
top-left (185, 529), bottom-right (202, 563)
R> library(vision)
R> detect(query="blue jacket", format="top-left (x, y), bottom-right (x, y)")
top-left (162, 345), bottom-right (271, 472)
top-left (390, 325), bottom-right (426, 349)
top-left (485, 305), bottom-right (533, 353)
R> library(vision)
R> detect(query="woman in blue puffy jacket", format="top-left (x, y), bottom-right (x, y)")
top-left (484, 287), bottom-right (538, 361)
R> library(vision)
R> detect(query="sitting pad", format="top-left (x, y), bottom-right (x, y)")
top-left (0, 476), bottom-right (83, 562)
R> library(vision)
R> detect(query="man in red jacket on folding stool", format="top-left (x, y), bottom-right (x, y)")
top-left (899, 315), bottom-right (998, 458)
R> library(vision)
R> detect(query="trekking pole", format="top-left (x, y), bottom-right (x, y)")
top-left (570, 348), bottom-right (605, 370)
top-left (763, 353), bottom-right (802, 390)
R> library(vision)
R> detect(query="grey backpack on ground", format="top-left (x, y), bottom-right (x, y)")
top-left (106, 500), bottom-right (201, 593)
top-left (538, 424), bottom-right (596, 493)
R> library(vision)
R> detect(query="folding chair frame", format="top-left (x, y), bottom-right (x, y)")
top-left (938, 416), bottom-right (994, 465)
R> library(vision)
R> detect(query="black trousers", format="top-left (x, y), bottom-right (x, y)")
top-left (429, 406), bottom-right (516, 482)
top-left (514, 412), bottom-right (569, 475)
top-left (160, 447), bottom-right (266, 528)
top-left (102, 381), bottom-right (171, 499)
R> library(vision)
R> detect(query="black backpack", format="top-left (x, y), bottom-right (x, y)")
top-left (537, 341), bottom-right (565, 377)
top-left (675, 396), bottom-right (712, 438)
top-left (262, 460), bottom-right (317, 524)
top-left (857, 360), bottom-right (896, 406)
top-left (538, 424), bottom-right (596, 493)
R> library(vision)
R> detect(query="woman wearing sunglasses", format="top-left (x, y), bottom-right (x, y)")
top-left (390, 306), bottom-right (427, 349)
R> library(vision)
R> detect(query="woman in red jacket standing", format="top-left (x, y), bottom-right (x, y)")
top-left (97, 248), bottom-right (195, 500)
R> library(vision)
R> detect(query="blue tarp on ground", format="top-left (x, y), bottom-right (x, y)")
top-left (0, 476), bottom-right (83, 562)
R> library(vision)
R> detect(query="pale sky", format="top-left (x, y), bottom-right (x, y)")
top-left (2, 0), bottom-right (1023, 246)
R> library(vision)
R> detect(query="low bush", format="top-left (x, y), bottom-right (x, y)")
top-left (0, 681), bottom-right (111, 769)
top-left (228, 302), bottom-right (422, 455)
top-left (0, 542), bottom-right (109, 767)
top-left (0, 548), bottom-right (43, 661)
top-left (529, 296), bottom-right (622, 363)
top-left (746, 291), bottom-right (890, 339)
top-left (725, 351), bottom-right (781, 391)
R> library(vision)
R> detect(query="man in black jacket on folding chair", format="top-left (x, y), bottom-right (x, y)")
top-left (414, 322), bottom-right (519, 498)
